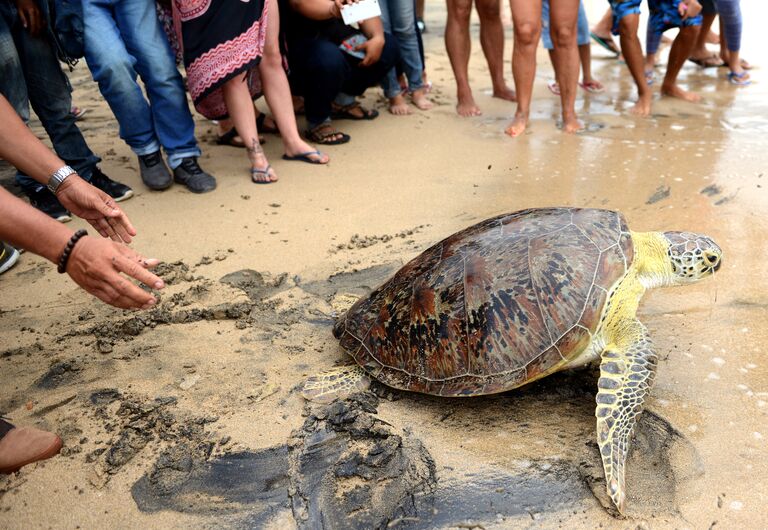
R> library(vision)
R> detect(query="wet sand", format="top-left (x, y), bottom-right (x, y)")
top-left (1, 3), bottom-right (767, 529)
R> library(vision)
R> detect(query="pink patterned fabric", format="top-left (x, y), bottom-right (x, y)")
top-left (173, 0), bottom-right (268, 119)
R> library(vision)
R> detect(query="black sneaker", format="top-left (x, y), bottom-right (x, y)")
top-left (0, 242), bottom-right (20, 275)
top-left (27, 188), bottom-right (72, 222)
top-left (138, 151), bottom-right (172, 191)
top-left (173, 157), bottom-right (216, 193)
top-left (90, 167), bottom-right (134, 202)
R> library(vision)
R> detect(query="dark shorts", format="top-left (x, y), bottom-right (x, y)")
top-left (608, 0), bottom-right (702, 35)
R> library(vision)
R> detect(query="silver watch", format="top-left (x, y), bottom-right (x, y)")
top-left (47, 165), bottom-right (77, 194)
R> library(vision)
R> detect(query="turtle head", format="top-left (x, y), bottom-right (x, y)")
top-left (662, 231), bottom-right (722, 285)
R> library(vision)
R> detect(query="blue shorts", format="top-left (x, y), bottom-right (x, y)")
top-left (541, 0), bottom-right (590, 50)
top-left (608, 0), bottom-right (702, 35)
top-left (648, 0), bottom-right (702, 35)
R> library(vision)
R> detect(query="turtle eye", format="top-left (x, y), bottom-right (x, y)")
top-left (703, 251), bottom-right (720, 267)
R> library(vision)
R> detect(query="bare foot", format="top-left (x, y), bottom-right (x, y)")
top-left (562, 116), bottom-right (585, 134)
top-left (492, 85), bottom-right (517, 102)
top-left (706, 30), bottom-right (719, 44)
top-left (388, 93), bottom-right (412, 115)
top-left (629, 93), bottom-right (653, 117)
top-left (504, 113), bottom-right (528, 137)
top-left (411, 88), bottom-right (433, 110)
top-left (661, 83), bottom-right (702, 103)
top-left (456, 94), bottom-right (482, 117)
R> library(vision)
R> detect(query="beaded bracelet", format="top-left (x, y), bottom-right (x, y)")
top-left (57, 229), bottom-right (88, 274)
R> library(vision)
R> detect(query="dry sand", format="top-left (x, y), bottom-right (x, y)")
top-left (1, 3), bottom-right (767, 529)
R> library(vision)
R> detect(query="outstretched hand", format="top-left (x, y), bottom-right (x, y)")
top-left (66, 237), bottom-right (164, 310)
top-left (56, 175), bottom-right (137, 243)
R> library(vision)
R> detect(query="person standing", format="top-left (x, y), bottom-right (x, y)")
top-left (174, 0), bottom-right (329, 184)
top-left (445, 0), bottom-right (516, 116)
top-left (82, 0), bottom-right (216, 193)
top-left (0, 0), bottom-right (133, 221)
top-left (505, 0), bottom-right (582, 137)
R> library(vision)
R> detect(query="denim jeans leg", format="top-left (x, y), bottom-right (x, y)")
top-left (343, 35), bottom-right (400, 97)
top-left (388, 0), bottom-right (423, 91)
top-left (16, 25), bottom-right (100, 184)
top-left (83, 0), bottom-right (161, 158)
top-left (113, 0), bottom-right (199, 168)
top-left (289, 38), bottom-right (350, 125)
top-left (0, 8), bottom-right (29, 123)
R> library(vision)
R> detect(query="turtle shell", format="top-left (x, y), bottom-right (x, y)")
top-left (333, 208), bottom-right (634, 397)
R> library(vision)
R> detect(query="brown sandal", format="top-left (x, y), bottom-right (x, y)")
top-left (330, 102), bottom-right (379, 121)
top-left (304, 124), bottom-right (350, 145)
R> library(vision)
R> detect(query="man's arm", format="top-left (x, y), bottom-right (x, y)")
top-left (357, 17), bottom-right (385, 66)
top-left (0, 187), bottom-right (164, 309)
top-left (0, 96), bottom-right (136, 242)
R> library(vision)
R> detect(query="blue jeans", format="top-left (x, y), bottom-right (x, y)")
top-left (0, 3), bottom-right (100, 194)
top-left (82, 0), bottom-right (199, 169)
top-left (379, 0), bottom-right (423, 98)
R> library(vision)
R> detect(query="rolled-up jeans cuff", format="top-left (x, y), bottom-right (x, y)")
top-left (333, 92), bottom-right (356, 107)
top-left (167, 148), bottom-right (203, 170)
top-left (131, 140), bottom-right (162, 157)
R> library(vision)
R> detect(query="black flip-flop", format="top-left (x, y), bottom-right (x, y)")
top-left (688, 55), bottom-right (724, 68)
top-left (282, 150), bottom-right (328, 164)
top-left (216, 127), bottom-right (264, 147)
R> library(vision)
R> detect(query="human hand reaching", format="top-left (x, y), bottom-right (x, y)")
top-left (66, 237), bottom-right (164, 310)
top-left (56, 175), bottom-right (137, 243)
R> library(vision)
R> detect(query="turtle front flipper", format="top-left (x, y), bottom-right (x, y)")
top-left (302, 365), bottom-right (371, 404)
top-left (596, 321), bottom-right (658, 514)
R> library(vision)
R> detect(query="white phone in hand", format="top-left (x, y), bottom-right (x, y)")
top-left (340, 0), bottom-right (382, 25)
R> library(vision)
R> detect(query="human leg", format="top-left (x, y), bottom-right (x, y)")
top-left (476, 0), bottom-right (515, 101)
top-left (389, 0), bottom-right (433, 110)
top-left (661, 24), bottom-right (702, 101)
top-left (550, 0), bottom-right (582, 132)
top-left (609, 1), bottom-right (651, 116)
top-left (505, 0), bottom-right (541, 137)
top-left (445, 0), bottom-right (480, 116)
top-left (379, 0), bottom-right (414, 115)
top-left (715, 0), bottom-right (747, 80)
top-left (258, 0), bottom-right (328, 163)
top-left (113, 0), bottom-right (201, 168)
top-left (289, 38), bottom-right (350, 144)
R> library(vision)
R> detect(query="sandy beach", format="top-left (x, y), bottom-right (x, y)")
top-left (1, 2), bottom-right (767, 528)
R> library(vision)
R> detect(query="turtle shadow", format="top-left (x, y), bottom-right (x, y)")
top-left (379, 367), bottom-right (704, 521)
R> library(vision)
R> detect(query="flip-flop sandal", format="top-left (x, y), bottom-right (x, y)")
top-left (645, 70), bottom-right (655, 86)
top-left (547, 80), bottom-right (561, 96)
top-left (71, 106), bottom-right (88, 120)
top-left (251, 165), bottom-right (276, 184)
top-left (590, 32), bottom-right (620, 56)
top-left (331, 103), bottom-right (379, 121)
top-left (256, 112), bottom-right (280, 134)
top-left (727, 71), bottom-right (751, 86)
top-left (688, 55), bottom-right (724, 68)
top-left (579, 81), bottom-right (605, 93)
top-left (305, 125), bottom-right (351, 145)
top-left (282, 150), bottom-right (328, 165)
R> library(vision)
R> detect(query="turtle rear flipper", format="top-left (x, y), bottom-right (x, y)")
top-left (302, 366), bottom-right (371, 404)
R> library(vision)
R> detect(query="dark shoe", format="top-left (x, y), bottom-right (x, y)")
top-left (0, 419), bottom-right (62, 474)
top-left (27, 188), bottom-right (72, 222)
top-left (90, 167), bottom-right (133, 202)
top-left (0, 242), bottom-right (20, 275)
top-left (139, 151), bottom-right (172, 191)
top-left (173, 157), bottom-right (216, 193)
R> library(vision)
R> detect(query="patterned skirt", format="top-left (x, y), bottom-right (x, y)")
top-left (173, 0), bottom-right (268, 120)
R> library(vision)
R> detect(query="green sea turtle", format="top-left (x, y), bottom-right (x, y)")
top-left (303, 207), bottom-right (722, 514)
